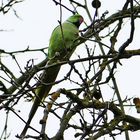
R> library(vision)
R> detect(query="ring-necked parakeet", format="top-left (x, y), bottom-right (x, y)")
top-left (20, 14), bottom-right (83, 138)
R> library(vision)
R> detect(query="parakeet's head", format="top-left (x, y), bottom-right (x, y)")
top-left (67, 14), bottom-right (83, 28)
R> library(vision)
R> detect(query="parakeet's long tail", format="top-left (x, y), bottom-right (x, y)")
top-left (20, 63), bottom-right (61, 138)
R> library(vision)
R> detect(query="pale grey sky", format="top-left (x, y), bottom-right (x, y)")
top-left (0, 0), bottom-right (140, 139)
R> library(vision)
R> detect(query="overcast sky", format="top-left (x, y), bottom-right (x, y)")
top-left (0, 0), bottom-right (140, 139)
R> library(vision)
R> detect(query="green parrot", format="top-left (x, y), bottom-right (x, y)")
top-left (20, 14), bottom-right (83, 138)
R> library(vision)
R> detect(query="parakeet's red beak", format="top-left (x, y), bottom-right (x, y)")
top-left (80, 17), bottom-right (84, 24)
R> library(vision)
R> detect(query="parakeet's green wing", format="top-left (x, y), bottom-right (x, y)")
top-left (20, 14), bottom-right (83, 138)
top-left (48, 22), bottom-right (79, 60)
